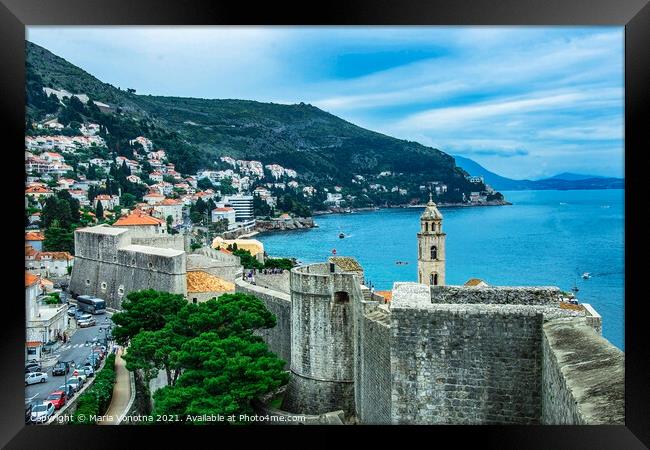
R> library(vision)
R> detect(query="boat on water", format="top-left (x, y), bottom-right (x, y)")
top-left (582, 272), bottom-right (591, 279)
top-left (339, 233), bottom-right (345, 239)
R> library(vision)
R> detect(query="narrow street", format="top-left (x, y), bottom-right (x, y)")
top-left (25, 313), bottom-right (114, 408)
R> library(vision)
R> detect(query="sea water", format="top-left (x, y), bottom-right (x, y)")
top-left (258, 190), bottom-right (624, 350)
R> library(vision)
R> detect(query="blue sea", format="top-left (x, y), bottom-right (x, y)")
top-left (258, 190), bottom-right (625, 350)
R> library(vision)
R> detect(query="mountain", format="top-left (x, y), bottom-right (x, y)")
top-left (544, 172), bottom-right (605, 181)
top-left (452, 155), bottom-right (624, 191)
top-left (26, 40), bottom-right (488, 204)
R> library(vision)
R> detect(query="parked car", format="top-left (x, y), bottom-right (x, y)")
top-left (82, 366), bottom-right (95, 377)
top-left (65, 379), bottom-right (81, 392)
top-left (25, 372), bottom-right (47, 386)
top-left (30, 402), bottom-right (55, 423)
top-left (56, 385), bottom-right (75, 400)
top-left (84, 357), bottom-right (100, 369)
top-left (77, 313), bottom-right (92, 322)
top-left (71, 370), bottom-right (87, 384)
top-left (92, 349), bottom-right (104, 360)
top-left (52, 361), bottom-right (70, 376)
top-left (25, 362), bottom-right (42, 373)
top-left (67, 306), bottom-right (77, 317)
top-left (45, 391), bottom-right (66, 410)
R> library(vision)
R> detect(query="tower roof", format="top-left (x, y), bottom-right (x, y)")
top-left (421, 192), bottom-right (443, 220)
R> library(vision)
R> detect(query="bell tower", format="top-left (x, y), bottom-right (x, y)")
top-left (417, 193), bottom-right (446, 286)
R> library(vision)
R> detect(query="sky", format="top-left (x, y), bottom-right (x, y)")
top-left (26, 26), bottom-right (624, 180)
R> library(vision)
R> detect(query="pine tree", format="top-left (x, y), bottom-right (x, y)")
top-left (95, 200), bottom-right (104, 220)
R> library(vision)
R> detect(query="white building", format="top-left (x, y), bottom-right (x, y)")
top-left (152, 199), bottom-right (184, 227)
top-left (25, 245), bottom-right (74, 278)
top-left (222, 195), bottom-right (254, 222)
top-left (211, 207), bottom-right (237, 230)
top-left (25, 272), bottom-right (67, 362)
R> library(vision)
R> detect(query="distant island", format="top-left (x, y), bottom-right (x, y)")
top-left (452, 155), bottom-right (624, 191)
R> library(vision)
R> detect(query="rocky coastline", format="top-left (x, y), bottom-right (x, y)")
top-left (254, 217), bottom-right (317, 234)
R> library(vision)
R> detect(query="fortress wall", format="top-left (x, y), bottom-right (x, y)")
top-left (235, 278), bottom-right (291, 366)
top-left (74, 226), bottom-right (131, 260)
top-left (357, 306), bottom-right (391, 424)
top-left (132, 234), bottom-right (187, 252)
top-left (390, 304), bottom-right (543, 424)
top-left (541, 318), bottom-right (624, 425)
top-left (430, 285), bottom-right (563, 305)
top-left (252, 270), bottom-right (291, 294)
top-left (194, 247), bottom-right (242, 265)
top-left (281, 266), bottom-right (358, 416)
top-left (187, 253), bottom-right (242, 282)
top-left (70, 226), bottom-right (187, 310)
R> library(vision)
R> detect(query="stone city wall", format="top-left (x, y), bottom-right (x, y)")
top-left (187, 253), bottom-right (242, 282)
top-left (251, 269), bottom-right (291, 294)
top-left (70, 226), bottom-right (186, 310)
top-left (131, 234), bottom-right (188, 252)
top-left (281, 264), bottom-right (359, 416)
top-left (390, 303), bottom-right (544, 424)
top-left (235, 278), bottom-right (291, 367)
top-left (430, 285), bottom-right (563, 305)
top-left (541, 317), bottom-right (624, 424)
top-left (356, 306), bottom-right (392, 424)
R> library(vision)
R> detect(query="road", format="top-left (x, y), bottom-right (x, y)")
top-left (25, 312), bottom-right (115, 409)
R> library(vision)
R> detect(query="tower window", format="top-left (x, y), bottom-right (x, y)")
top-left (425, 222), bottom-right (428, 232)
top-left (431, 273), bottom-right (439, 286)
top-left (430, 246), bottom-right (437, 260)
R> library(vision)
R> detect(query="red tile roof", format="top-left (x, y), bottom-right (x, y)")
top-left (25, 232), bottom-right (45, 241)
top-left (25, 272), bottom-right (39, 287)
top-left (114, 211), bottom-right (165, 226)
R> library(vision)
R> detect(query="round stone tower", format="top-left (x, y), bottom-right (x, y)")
top-left (281, 261), bottom-right (358, 417)
top-left (417, 193), bottom-right (446, 286)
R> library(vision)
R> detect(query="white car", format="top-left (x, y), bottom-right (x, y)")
top-left (25, 372), bottom-right (48, 386)
top-left (71, 370), bottom-right (87, 384)
top-left (30, 402), bottom-right (55, 423)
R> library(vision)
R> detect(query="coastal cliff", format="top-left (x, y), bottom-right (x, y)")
top-left (255, 217), bottom-right (316, 233)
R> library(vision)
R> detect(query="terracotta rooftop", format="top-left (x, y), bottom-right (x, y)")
top-left (114, 211), bottom-right (165, 227)
top-left (464, 278), bottom-right (487, 287)
top-left (26, 231), bottom-right (45, 241)
top-left (186, 271), bottom-right (236, 293)
top-left (25, 272), bottom-right (39, 288)
top-left (25, 186), bottom-right (52, 194)
top-left (158, 199), bottom-right (182, 206)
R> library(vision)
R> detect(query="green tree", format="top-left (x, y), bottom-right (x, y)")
top-left (196, 178), bottom-right (215, 191)
top-left (120, 193), bottom-right (137, 208)
top-left (124, 327), bottom-right (185, 386)
top-left (153, 334), bottom-right (288, 423)
top-left (149, 293), bottom-right (287, 422)
top-left (111, 290), bottom-right (187, 345)
top-left (43, 220), bottom-right (75, 254)
top-left (166, 215), bottom-right (173, 234)
top-left (42, 196), bottom-right (73, 229)
top-left (95, 200), bottom-right (104, 220)
top-left (232, 248), bottom-right (263, 270)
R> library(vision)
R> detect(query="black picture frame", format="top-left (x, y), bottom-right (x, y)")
top-left (1, 0), bottom-right (648, 447)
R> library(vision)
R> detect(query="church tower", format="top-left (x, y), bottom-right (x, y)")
top-left (417, 193), bottom-right (446, 286)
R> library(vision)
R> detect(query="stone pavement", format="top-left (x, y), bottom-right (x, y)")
top-left (98, 347), bottom-right (132, 425)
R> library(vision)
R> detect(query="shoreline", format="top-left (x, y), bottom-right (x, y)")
top-left (253, 200), bottom-right (512, 236)
top-left (313, 200), bottom-right (512, 216)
